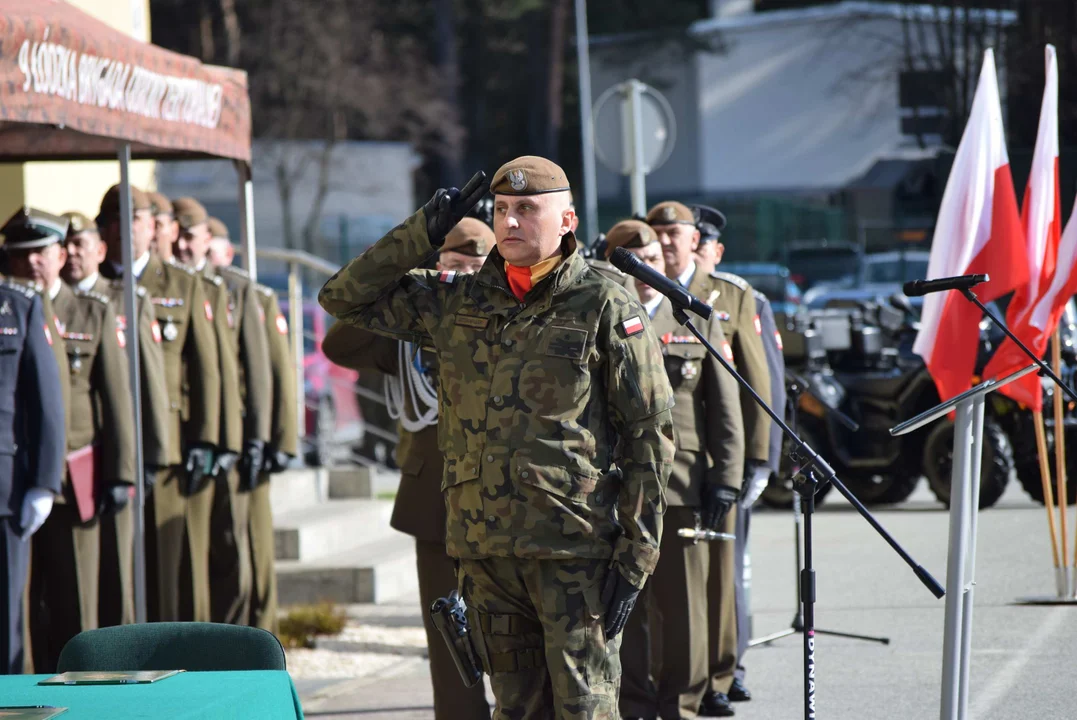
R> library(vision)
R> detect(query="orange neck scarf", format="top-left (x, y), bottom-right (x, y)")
top-left (505, 255), bottom-right (562, 301)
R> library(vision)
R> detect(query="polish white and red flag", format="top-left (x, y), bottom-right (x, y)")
top-left (913, 49), bottom-right (1027, 403)
top-left (983, 45), bottom-right (1061, 411)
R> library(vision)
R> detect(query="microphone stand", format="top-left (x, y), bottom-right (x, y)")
top-left (750, 374), bottom-right (891, 649)
top-left (668, 305), bottom-right (945, 720)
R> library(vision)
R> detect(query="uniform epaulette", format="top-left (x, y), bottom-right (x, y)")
top-left (0, 280), bottom-right (36, 299)
top-left (200, 274), bottom-right (223, 287)
top-left (752, 288), bottom-right (768, 305)
top-left (166, 258), bottom-right (197, 275)
top-left (74, 288), bottom-right (110, 305)
top-left (711, 271), bottom-right (750, 292)
top-left (220, 265), bottom-right (249, 279)
top-left (255, 284), bottom-right (274, 297)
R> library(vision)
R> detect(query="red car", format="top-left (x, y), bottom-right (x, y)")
top-left (280, 299), bottom-right (361, 466)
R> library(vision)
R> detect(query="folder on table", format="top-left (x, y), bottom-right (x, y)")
top-left (0, 708), bottom-right (68, 719)
top-left (39, 670), bottom-right (184, 686)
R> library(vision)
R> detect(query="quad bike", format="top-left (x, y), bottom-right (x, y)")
top-left (769, 295), bottom-right (1016, 509)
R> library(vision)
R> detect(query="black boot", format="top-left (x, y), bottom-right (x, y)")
top-left (729, 678), bottom-right (752, 702)
top-left (698, 691), bottom-right (735, 717)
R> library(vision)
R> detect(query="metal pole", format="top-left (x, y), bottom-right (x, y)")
top-left (574, 0), bottom-right (599, 244)
top-left (956, 395), bottom-right (985, 720)
top-left (236, 161), bottom-right (258, 281)
top-left (288, 262), bottom-right (306, 439)
top-left (940, 399), bottom-right (975, 720)
top-left (118, 144), bottom-right (147, 624)
top-left (625, 80), bottom-right (647, 217)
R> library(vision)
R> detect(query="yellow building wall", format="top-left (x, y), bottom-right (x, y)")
top-left (0, 0), bottom-right (157, 225)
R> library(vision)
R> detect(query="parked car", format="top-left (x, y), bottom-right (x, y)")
top-left (278, 298), bottom-right (361, 466)
top-left (858, 250), bottom-right (930, 286)
top-left (721, 262), bottom-right (803, 316)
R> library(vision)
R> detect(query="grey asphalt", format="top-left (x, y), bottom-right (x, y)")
top-left (296, 480), bottom-right (1077, 719)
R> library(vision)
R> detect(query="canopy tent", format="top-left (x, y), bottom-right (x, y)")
top-left (0, 0), bottom-right (257, 623)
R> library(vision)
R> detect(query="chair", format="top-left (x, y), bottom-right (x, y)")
top-left (56, 622), bottom-right (287, 673)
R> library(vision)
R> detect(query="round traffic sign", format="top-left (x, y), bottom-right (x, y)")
top-left (593, 80), bottom-right (677, 176)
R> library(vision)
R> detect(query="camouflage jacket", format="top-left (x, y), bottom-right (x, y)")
top-left (320, 211), bottom-right (676, 587)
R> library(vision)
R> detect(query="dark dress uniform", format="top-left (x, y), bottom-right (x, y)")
top-left (31, 283), bottom-right (135, 672)
top-left (103, 254), bottom-right (221, 622)
top-left (209, 264), bottom-right (272, 626)
top-left (687, 270), bottom-right (770, 702)
top-left (96, 277), bottom-right (171, 626)
top-left (0, 282), bottom-right (64, 675)
top-left (732, 292), bottom-right (786, 688)
top-left (249, 284), bottom-right (298, 632)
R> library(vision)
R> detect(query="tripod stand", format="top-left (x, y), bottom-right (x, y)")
top-left (669, 306), bottom-right (943, 720)
top-left (750, 376), bottom-right (890, 648)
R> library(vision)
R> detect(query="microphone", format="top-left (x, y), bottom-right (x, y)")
top-left (902, 274), bottom-right (988, 297)
top-left (609, 248), bottom-right (713, 320)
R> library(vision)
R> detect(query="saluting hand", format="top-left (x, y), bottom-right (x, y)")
top-left (422, 171), bottom-right (491, 247)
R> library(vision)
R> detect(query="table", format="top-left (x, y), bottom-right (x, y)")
top-left (0, 672), bottom-right (304, 719)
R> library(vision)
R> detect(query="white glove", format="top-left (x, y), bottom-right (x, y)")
top-left (740, 466), bottom-right (772, 509)
top-left (20, 488), bottom-right (54, 539)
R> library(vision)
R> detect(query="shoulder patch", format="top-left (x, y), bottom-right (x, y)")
top-left (74, 289), bottom-right (110, 305)
top-left (620, 315), bottom-right (644, 338)
top-left (753, 289), bottom-right (768, 304)
top-left (166, 258), bottom-right (197, 275)
top-left (437, 269), bottom-right (458, 284)
top-left (711, 271), bottom-right (750, 292)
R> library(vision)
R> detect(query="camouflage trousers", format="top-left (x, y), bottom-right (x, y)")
top-left (459, 557), bottom-right (621, 720)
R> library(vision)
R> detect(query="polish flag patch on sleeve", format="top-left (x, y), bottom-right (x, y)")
top-left (151, 321), bottom-right (162, 343)
top-left (438, 270), bottom-right (457, 284)
top-left (116, 328), bottom-right (126, 348)
top-left (204, 300), bottom-right (214, 322)
top-left (276, 314), bottom-right (289, 335)
top-left (754, 315), bottom-right (762, 335)
top-left (621, 316), bottom-right (644, 337)
top-left (721, 340), bottom-right (734, 363)
top-left (44, 324), bottom-right (52, 346)
top-left (774, 330), bottom-right (784, 351)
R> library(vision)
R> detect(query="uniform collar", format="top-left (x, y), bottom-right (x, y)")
top-left (48, 278), bottom-right (62, 301)
top-left (677, 261), bottom-right (697, 289)
top-left (132, 251), bottom-right (151, 279)
top-left (77, 272), bottom-right (99, 292)
top-left (473, 232), bottom-right (586, 308)
top-left (642, 293), bottom-right (663, 318)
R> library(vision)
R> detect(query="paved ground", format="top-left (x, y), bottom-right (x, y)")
top-left (291, 478), bottom-right (1077, 719)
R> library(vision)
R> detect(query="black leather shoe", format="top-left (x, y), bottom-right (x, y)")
top-left (729, 678), bottom-right (752, 702)
top-left (698, 691), bottom-right (735, 717)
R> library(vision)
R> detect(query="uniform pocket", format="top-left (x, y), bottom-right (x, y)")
top-left (512, 453), bottom-right (597, 501)
top-left (663, 343), bottom-right (707, 392)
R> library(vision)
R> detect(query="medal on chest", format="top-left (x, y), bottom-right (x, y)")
top-left (681, 361), bottom-right (699, 380)
top-left (162, 316), bottom-right (179, 342)
top-left (70, 346), bottom-right (83, 375)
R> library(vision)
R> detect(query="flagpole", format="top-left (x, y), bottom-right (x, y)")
top-left (1034, 411), bottom-right (1064, 595)
top-left (1053, 329), bottom-right (1072, 594)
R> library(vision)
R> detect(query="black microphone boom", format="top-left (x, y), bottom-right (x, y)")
top-left (903, 274), bottom-right (989, 297)
top-left (609, 248), bottom-right (713, 320)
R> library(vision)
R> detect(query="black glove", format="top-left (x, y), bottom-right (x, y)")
top-left (185, 445), bottom-right (215, 493)
top-left (422, 171), bottom-right (490, 247)
top-left (600, 568), bottom-right (641, 639)
top-left (239, 440), bottom-right (266, 491)
top-left (262, 447), bottom-right (293, 475)
top-left (211, 451), bottom-right (240, 479)
top-left (97, 483), bottom-right (131, 517)
top-left (701, 483), bottom-right (740, 531)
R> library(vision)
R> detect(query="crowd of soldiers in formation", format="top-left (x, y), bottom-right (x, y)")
top-left (319, 156), bottom-right (783, 720)
top-left (0, 186), bottom-right (298, 678)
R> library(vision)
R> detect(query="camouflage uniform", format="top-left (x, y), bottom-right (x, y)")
top-left (320, 165), bottom-right (675, 716)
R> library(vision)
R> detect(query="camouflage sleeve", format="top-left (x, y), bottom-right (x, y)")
top-left (735, 289), bottom-right (772, 463)
top-left (322, 321), bottom-right (401, 376)
top-left (703, 315), bottom-right (745, 490)
top-left (602, 298), bottom-right (676, 589)
top-left (318, 211), bottom-right (444, 344)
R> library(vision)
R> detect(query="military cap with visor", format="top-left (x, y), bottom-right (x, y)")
top-left (442, 217), bottom-right (493, 257)
top-left (172, 197), bottom-right (209, 231)
top-left (603, 219), bottom-right (657, 259)
top-left (646, 201), bottom-right (696, 227)
top-left (98, 184), bottom-right (152, 219)
top-left (1, 207), bottom-right (69, 250)
top-left (490, 156), bottom-right (571, 196)
top-left (691, 204), bottom-right (727, 243)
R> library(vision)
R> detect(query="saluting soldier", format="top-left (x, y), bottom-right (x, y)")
top-left (0, 277), bottom-right (64, 675)
top-left (97, 184), bottom-right (221, 623)
top-left (322, 218), bottom-right (493, 720)
top-left (320, 157), bottom-right (676, 718)
top-left (0, 209), bottom-right (133, 672)
top-left (606, 220), bottom-right (745, 720)
top-left (169, 198), bottom-right (244, 623)
top-left (202, 215), bottom-right (273, 625)
top-left (646, 200), bottom-right (771, 718)
top-left (61, 210), bottom-right (172, 626)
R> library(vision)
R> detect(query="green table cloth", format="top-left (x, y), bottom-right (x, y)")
top-left (0, 671), bottom-right (304, 719)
